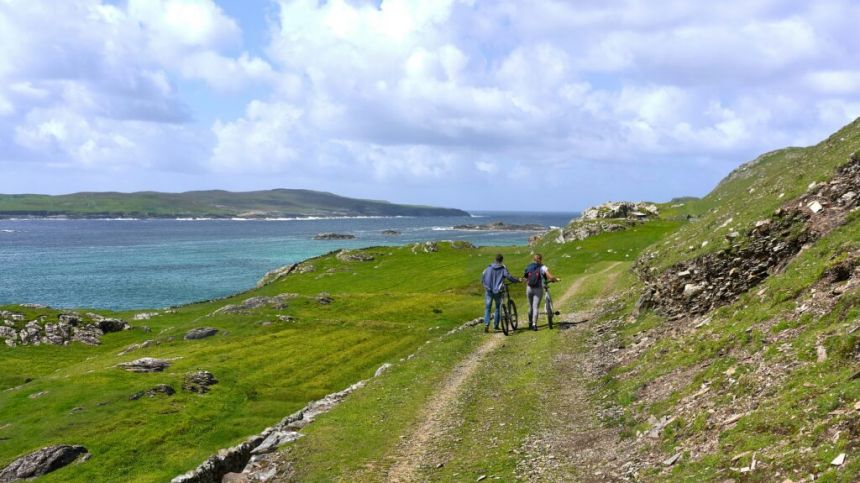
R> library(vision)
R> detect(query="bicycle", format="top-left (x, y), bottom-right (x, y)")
top-left (499, 281), bottom-right (519, 336)
top-left (543, 279), bottom-right (560, 329)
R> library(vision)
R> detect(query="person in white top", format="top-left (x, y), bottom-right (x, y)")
top-left (523, 253), bottom-right (560, 330)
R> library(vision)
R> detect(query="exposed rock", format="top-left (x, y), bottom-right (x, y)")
top-left (315, 293), bottom-right (333, 305)
top-left (132, 312), bottom-right (159, 321)
top-left (118, 339), bottom-right (157, 355)
top-left (374, 363), bottom-right (392, 377)
top-left (184, 371), bottom-right (218, 393)
top-left (170, 436), bottom-right (265, 483)
top-left (97, 319), bottom-right (130, 333)
top-left (118, 357), bottom-right (170, 373)
top-left (581, 201), bottom-right (659, 220)
top-left (0, 445), bottom-right (88, 481)
top-left (57, 314), bottom-right (81, 326)
top-left (336, 250), bottom-right (375, 262)
top-left (184, 328), bottom-right (219, 340)
top-left (411, 241), bottom-right (439, 253)
top-left (641, 153), bottom-right (860, 317)
top-left (313, 233), bottom-right (355, 240)
top-left (0, 326), bottom-right (17, 347)
top-left (18, 322), bottom-right (42, 346)
top-left (129, 384), bottom-right (175, 400)
top-left (382, 229), bottom-right (401, 236)
top-left (71, 325), bottom-right (104, 346)
top-left (275, 315), bottom-right (295, 323)
top-left (213, 294), bottom-right (298, 315)
top-left (452, 221), bottom-right (547, 231)
top-left (42, 323), bottom-right (72, 345)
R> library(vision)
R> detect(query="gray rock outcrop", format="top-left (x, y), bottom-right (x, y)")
top-left (0, 445), bottom-right (88, 481)
top-left (97, 319), bottom-right (130, 333)
top-left (183, 371), bottom-right (218, 393)
top-left (118, 358), bottom-right (170, 373)
top-left (184, 328), bottom-right (219, 340)
top-left (336, 250), bottom-right (375, 262)
top-left (212, 294), bottom-right (297, 315)
top-left (581, 201), bottom-right (658, 220)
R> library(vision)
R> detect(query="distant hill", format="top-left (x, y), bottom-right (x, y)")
top-left (0, 189), bottom-right (469, 219)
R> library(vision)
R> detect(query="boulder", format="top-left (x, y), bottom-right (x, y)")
top-left (71, 325), bottom-right (104, 346)
top-left (118, 357), bottom-right (170, 373)
top-left (42, 323), bottom-right (72, 345)
top-left (18, 322), bottom-right (42, 346)
top-left (97, 319), bottom-right (129, 333)
top-left (183, 371), bottom-right (218, 394)
top-left (0, 326), bottom-right (17, 347)
top-left (0, 445), bottom-right (88, 482)
top-left (57, 314), bottom-right (81, 326)
top-left (129, 384), bottom-right (176, 400)
top-left (184, 328), bottom-right (219, 340)
top-left (212, 294), bottom-right (297, 315)
top-left (316, 293), bottom-right (333, 305)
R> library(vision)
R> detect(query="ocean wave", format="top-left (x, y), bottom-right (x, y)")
top-left (1, 229), bottom-right (16, 233)
top-left (431, 226), bottom-right (455, 231)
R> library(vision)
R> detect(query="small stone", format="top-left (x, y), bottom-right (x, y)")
top-left (129, 384), bottom-right (175, 401)
top-left (477, 475), bottom-right (487, 481)
top-left (316, 293), bottom-right (334, 305)
top-left (831, 453), bottom-right (845, 466)
top-left (807, 201), bottom-right (823, 214)
top-left (663, 452), bottom-right (681, 466)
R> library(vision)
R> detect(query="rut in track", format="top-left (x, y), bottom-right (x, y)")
top-left (386, 262), bottom-right (623, 482)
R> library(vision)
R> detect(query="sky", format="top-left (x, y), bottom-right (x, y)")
top-left (1, 0), bottom-right (860, 211)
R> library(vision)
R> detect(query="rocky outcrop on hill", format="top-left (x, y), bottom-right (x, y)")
top-left (453, 221), bottom-right (547, 231)
top-left (640, 153), bottom-right (860, 317)
top-left (313, 233), bottom-right (355, 240)
top-left (212, 294), bottom-right (297, 315)
top-left (130, 384), bottom-right (175, 400)
top-left (0, 313), bottom-right (125, 348)
top-left (336, 250), bottom-right (375, 262)
top-left (0, 445), bottom-right (88, 481)
top-left (118, 358), bottom-right (170, 373)
top-left (185, 328), bottom-right (218, 340)
top-left (184, 371), bottom-right (218, 394)
top-left (256, 263), bottom-right (315, 287)
top-left (582, 201), bottom-right (659, 220)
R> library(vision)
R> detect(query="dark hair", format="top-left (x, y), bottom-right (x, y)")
top-left (495, 254), bottom-right (504, 263)
top-left (534, 253), bottom-right (543, 261)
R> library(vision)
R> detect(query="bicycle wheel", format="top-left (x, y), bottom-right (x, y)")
top-left (507, 299), bottom-right (518, 331)
top-left (546, 296), bottom-right (554, 329)
top-left (500, 304), bottom-right (510, 335)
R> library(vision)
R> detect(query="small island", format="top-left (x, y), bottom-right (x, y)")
top-left (452, 221), bottom-right (547, 232)
top-left (381, 230), bottom-right (401, 236)
top-left (313, 233), bottom-right (356, 240)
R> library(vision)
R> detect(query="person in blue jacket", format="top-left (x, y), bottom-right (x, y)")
top-left (481, 254), bottom-right (521, 332)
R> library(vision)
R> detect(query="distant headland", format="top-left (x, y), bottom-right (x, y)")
top-left (0, 189), bottom-right (469, 219)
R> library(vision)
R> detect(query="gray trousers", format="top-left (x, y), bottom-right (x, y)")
top-left (527, 285), bottom-right (544, 326)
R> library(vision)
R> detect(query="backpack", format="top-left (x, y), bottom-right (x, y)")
top-left (525, 262), bottom-right (543, 288)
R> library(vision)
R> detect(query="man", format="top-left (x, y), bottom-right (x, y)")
top-left (523, 253), bottom-right (560, 331)
top-left (481, 254), bottom-right (520, 333)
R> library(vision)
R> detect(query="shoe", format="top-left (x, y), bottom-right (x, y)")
top-left (484, 325), bottom-right (489, 333)
top-left (494, 325), bottom-right (499, 331)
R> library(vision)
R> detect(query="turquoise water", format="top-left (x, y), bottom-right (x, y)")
top-left (0, 212), bottom-right (575, 310)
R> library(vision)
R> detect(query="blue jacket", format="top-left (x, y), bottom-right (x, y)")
top-left (481, 262), bottom-right (518, 294)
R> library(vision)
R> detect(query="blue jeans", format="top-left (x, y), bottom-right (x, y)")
top-left (484, 290), bottom-right (502, 328)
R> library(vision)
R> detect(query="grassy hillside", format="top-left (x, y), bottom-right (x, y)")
top-left (646, 118), bottom-right (860, 270)
top-left (0, 189), bottom-right (468, 219)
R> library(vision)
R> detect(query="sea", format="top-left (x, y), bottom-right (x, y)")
top-left (0, 211), bottom-right (576, 310)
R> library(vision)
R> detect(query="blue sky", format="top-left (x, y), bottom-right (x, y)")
top-left (1, 0), bottom-right (860, 211)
